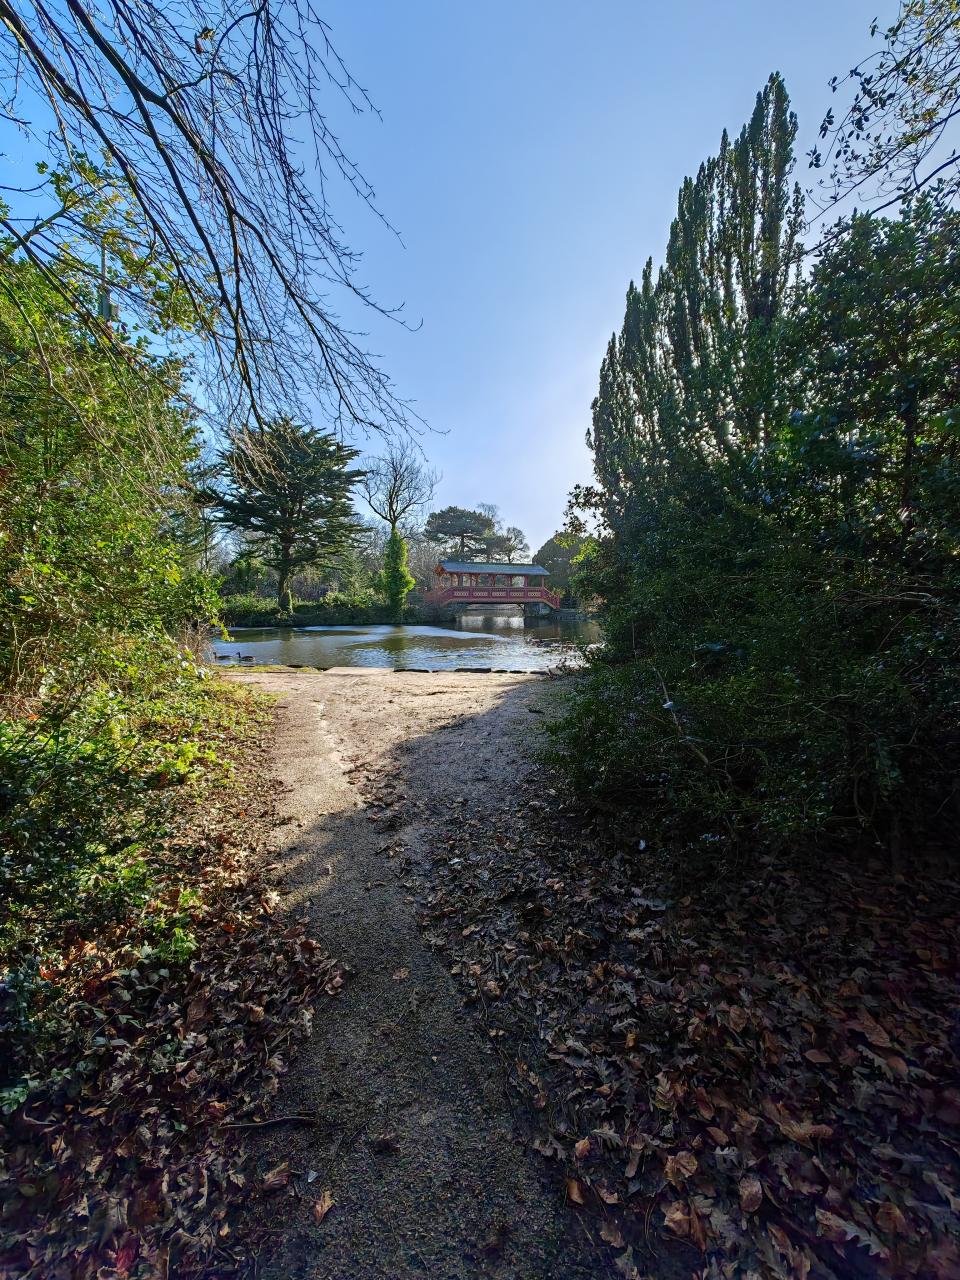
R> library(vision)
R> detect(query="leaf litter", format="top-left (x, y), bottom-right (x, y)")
top-left (0, 705), bottom-right (343, 1279)
top-left (353, 755), bottom-right (960, 1279)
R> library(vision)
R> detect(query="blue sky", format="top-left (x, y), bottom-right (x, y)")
top-left (317, 0), bottom-right (892, 552)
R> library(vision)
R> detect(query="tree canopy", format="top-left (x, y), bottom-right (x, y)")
top-left (555, 70), bottom-right (960, 865)
top-left (533, 534), bottom-right (587, 596)
top-left (0, 0), bottom-right (409, 430)
top-left (361, 441), bottom-right (438, 532)
top-left (379, 528), bottom-right (416, 623)
top-left (212, 419), bottom-right (363, 608)
top-left (811, 0), bottom-right (960, 215)
top-left (423, 506), bottom-right (496, 558)
top-left (486, 526), bottom-right (530, 563)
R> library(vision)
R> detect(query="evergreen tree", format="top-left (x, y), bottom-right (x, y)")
top-left (589, 72), bottom-right (804, 544)
top-left (557, 76), bottom-right (960, 866)
top-left (213, 419), bottom-right (362, 610)
top-left (380, 528), bottom-right (416, 622)
top-left (533, 534), bottom-right (588, 598)
top-left (423, 506), bottom-right (496, 557)
top-left (485, 526), bottom-right (530, 562)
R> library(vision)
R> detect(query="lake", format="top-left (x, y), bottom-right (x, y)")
top-left (210, 614), bottom-right (601, 672)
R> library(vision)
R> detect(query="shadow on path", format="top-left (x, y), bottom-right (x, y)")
top-left (230, 670), bottom-right (604, 1280)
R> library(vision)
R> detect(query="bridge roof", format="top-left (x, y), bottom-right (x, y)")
top-left (438, 560), bottom-right (549, 576)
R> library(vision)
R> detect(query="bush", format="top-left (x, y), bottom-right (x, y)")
top-left (0, 254), bottom-right (229, 1079)
top-left (550, 524), bottom-right (960, 858)
top-left (219, 588), bottom-right (423, 627)
top-left (554, 191), bottom-right (960, 868)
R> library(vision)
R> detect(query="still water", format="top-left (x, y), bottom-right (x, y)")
top-left (211, 614), bottom-right (600, 672)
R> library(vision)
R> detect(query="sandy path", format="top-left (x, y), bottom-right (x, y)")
top-left (228, 669), bottom-right (598, 1280)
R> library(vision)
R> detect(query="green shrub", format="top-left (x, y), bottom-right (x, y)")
top-left (0, 252), bottom-right (229, 1077)
top-left (555, 178), bottom-right (960, 867)
top-left (219, 588), bottom-right (422, 627)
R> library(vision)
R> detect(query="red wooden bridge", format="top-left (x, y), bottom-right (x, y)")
top-left (424, 560), bottom-right (561, 612)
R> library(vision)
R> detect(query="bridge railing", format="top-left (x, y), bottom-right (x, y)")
top-left (424, 586), bottom-right (561, 609)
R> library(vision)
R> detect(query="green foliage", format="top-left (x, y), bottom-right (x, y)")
top-left (219, 589), bottom-right (402, 628)
top-left (533, 533), bottom-right (592, 603)
top-left (423, 505), bottom-right (496, 557)
top-left (0, 263), bottom-right (216, 694)
top-left (0, 250), bottom-right (230, 1076)
top-left (211, 419), bottom-right (363, 608)
top-left (553, 74), bottom-right (960, 868)
top-left (379, 529), bottom-right (416, 622)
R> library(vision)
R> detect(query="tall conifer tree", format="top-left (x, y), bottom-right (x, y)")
top-left (213, 419), bottom-right (362, 609)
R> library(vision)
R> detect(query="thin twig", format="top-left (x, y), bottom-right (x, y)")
top-left (223, 1111), bottom-right (318, 1129)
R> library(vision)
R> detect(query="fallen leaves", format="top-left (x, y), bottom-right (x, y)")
top-left (738, 1174), bottom-right (763, 1213)
top-left (663, 1199), bottom-right (690, 1238)
top-left (311, 1189), bottom-right (335, 1223)
top-left (663, 1150), bottom-right (698, 1187)
top-left (262, 1163), bottom-right (291, 1191)
top-left (360, 749), bottom-right (960, 1280)
top-left (0, 711), bottom-right (343, 1279)
top-left (566, 1178), bottom-right (586, 1205)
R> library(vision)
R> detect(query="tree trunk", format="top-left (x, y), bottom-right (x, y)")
top-left (277, 553), bottom-right (293, 611)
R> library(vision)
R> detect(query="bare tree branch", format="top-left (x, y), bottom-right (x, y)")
top-left (0, 0), bottom-right (415, 432)
top-left (810, 1), bottom-right (960, 218)
top-left (360, 439), bottom-right (438, 532)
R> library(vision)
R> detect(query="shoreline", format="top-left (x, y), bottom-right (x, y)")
top-left (216, 607), bottom-right (591, 630)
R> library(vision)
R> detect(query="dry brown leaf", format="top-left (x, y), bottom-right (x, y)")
top-left (728, 1005), bottom-right (748, 1033)
top-left (849, 1009), bottom-right (891, 1048)
top-left (875, 1201), bottom-right (907, 1236)
top-left (312, 1190), bottom-right (334, 1223)
top-left (738, 1174), bottom-right (763, 1213)
top-left (262, 1162), bottom-right (290, 1190)
top-left (574, 1137), bottom-right (591, 1160)
top-left (736, 1107), bottom-right (760, 1135)
top-left (566, 1178), bottom-right (586, 1206)
top-left (664, 1150), bottom-right (698, 1186)
top-left (689, 1201), bottom-right (708, 1251)
top-left (779, 1118), bottom-right (833, 1144)
top-left (693, 1087), bottom-right (715, 1120)
top-left (663, 1199), bottom-right (690, 1238)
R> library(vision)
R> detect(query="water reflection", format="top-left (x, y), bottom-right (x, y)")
top-left (210, 614), bottom-right (600, 672)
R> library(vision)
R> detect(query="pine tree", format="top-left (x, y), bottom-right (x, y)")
top-left (213, 419), bottom-right (362, 609)
top-left (423, 506), bottom-right (496, 557)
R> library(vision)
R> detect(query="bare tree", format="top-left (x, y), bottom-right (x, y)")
top-left (0, 0), bottom-right (412, 431)
top-left (361, 440), bottom-right (438, 533)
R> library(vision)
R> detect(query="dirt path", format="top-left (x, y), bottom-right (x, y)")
top-left (229, 668), bottom-right (599, 1280)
